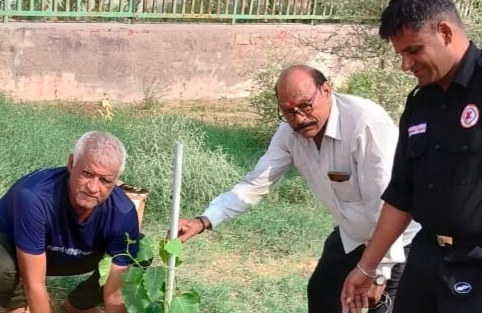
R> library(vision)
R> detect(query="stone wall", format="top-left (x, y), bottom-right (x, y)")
top-left (0, 23), bottom-right (362, 103)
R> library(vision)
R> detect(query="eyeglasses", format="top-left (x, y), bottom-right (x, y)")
top-left (278, 89), bottom-right (318, 123)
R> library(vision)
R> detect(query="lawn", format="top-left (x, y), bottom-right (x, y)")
top-left (0, 95), bottom-right (334, 313)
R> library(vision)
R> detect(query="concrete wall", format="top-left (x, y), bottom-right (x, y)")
top-left (0, 23), bottom-right (361, 103)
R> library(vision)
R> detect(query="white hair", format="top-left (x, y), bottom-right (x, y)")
top-left (72, 131), bottom-right (127, 177)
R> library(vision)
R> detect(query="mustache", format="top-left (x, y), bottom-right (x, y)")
top-left (293, 120), bottom-right (317, 132)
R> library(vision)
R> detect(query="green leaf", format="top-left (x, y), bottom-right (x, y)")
top-left (137, 235), bottom-right (155, 264)
top-left (169, 291), bottom-right (200, 313)
top-left (145, 302), bottom-right (164, 313)
top-left (125, 232), bottom-right (137, 246)
top-left (159, 238), bottom-right (183, 265)
top-left (98, 255), bottom-right (112, 287)
top-left (121, 267), bottom-right (151, 313)
top-left (164, 239), bottom-right (182, 258)
top-left (143, 266), bottom-right (166, 301)
top-left (120, 237), bottom-right (199, 313)
top-left (158, 238), bottom-right (169, 264)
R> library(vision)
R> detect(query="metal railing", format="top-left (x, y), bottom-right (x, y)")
top-left (0, 0), bottom-right (480, 23)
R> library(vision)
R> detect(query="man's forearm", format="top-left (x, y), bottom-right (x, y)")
top-left (375, 233), bottom-right (406, 279)
top-left (24, 283), bottom-right (52, 313)
top-left (104, 264), bottom-right (128, 313)
top-left (360, 203), bottom-right (412, 270)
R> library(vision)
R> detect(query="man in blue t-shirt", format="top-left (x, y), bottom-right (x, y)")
top-left (0, 131), bottom-right (140, 313)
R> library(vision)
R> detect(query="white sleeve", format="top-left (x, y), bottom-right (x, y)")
top-left (356, 120), bottom-right (405, 279)
top-left (203, 125), bottom-right (294, 228)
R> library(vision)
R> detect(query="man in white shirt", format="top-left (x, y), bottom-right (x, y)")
top-left (177, 64), bottom-right (420, 313)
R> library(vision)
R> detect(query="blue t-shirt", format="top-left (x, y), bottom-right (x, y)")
top-left (0, 167), bottom-right (139, 266)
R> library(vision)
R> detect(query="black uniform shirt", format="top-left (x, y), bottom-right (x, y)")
top-left (382, 42), bottom-right (482, 237)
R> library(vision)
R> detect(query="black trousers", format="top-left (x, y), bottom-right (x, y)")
top-left (307, 227), bottom-right (407, 313)
top-left (393, 229), bottom-right (482, 313)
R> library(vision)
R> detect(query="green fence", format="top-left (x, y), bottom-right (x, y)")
top-left (0, 0), bottom-right (481, 23)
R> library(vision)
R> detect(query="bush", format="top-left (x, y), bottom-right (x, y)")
top-left (340, 68), bottom-right (414, 122)
top-left (247, 56), bottom-right (290, 144)
top-left (112, 114), bottom-right (243, 219)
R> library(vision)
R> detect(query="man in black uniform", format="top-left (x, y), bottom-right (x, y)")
top-left (341, 0), bottom-right (482, 313)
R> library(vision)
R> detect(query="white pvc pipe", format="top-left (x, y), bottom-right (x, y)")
top-left (166, 142), bottom-right (183, 307)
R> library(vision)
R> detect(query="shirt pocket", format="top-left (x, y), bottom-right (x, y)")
top-left (331, 177), bottom-right (363, 202)
top-left (405, 135), bottom-right (427, 158)
top-left (405, 135), bottom-right (428, 187)
top-left (448, 129), bottom-right (482, 184)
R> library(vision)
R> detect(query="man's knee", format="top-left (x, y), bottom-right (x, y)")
top-left (0, 257), bottom-right (23, 310)
top-left (0, 268), bottom-right (19, 294)
top-left (0, 234), bottom-right (19, 294)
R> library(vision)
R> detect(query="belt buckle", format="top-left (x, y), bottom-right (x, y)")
top-left (437, 235), bottom-right (453, 247)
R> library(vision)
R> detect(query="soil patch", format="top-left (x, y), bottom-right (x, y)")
top-left (178, 249), bottom-right (317, 284)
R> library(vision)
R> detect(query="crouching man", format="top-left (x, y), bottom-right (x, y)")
top-left (0, 131), bottom-right (139, 313)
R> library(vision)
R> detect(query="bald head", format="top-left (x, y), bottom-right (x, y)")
top-left (275, 64), bottom-right (327, 99)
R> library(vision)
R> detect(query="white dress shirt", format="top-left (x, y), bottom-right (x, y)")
top-left (203, 92), bottom-right (420, 278)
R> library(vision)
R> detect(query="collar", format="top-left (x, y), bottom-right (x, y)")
top-left (324, 93), bottom-right (341, 140)
top-left (452, 41), bottom-right (481, 88)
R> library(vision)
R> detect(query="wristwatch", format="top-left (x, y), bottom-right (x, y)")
top-left (374, 275), bottom-right (387, 286)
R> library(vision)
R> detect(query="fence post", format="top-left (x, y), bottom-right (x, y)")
top-left (3, 0), bottom-right (8, 23)
top-left (232, 0), bottom-right (238, 24)
top-left (128, 0), bottom-right (135, 23)
top-left (310, 0), bottom-right (317, 25)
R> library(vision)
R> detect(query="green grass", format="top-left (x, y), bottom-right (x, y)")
top-left (0, 95), bottom-right (334, 313)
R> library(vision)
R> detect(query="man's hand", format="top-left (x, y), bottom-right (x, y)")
top-left (341, 267), bottom-right (374, 313)
top-left (16, 249), bottom-right (52, 313)
top-left (367, 283), bottom-right (386, 307)
top-left (176, 217), bottom-right (208, 242)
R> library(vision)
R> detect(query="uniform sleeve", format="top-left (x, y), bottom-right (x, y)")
top-left (381, 103), bottom-right (414, 212)
top-left (107, 207), bottom-right (140, 266)
top-left (203, 125), bottom-right (294, 228)
top-left (13, 187), bottom-right (48, 254)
